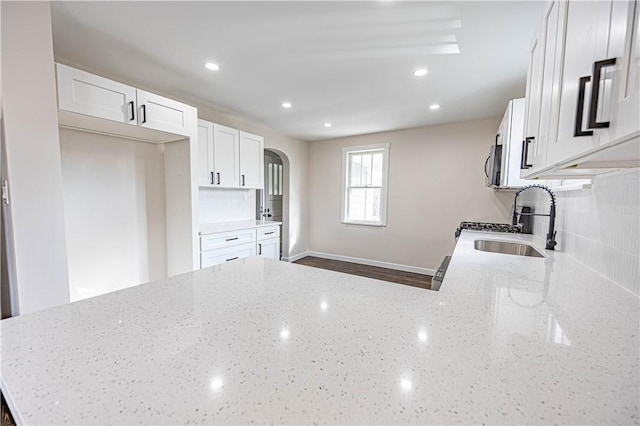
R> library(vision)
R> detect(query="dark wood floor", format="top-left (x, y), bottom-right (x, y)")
top-left (294, 256), bottom-right (432, 290)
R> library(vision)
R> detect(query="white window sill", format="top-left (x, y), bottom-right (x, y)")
top-left (341, 220), bottom-right (386, 227)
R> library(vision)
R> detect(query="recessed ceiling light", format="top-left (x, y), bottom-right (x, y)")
top-left (205, 62), bottom-right (220, 71)
top-left (414, 68), bottom-right (428, 77)
top-left (430, 104), bottom-right (441, 110)
top-left (324, 122), bottom-right (332, 128)
top-left (282, 102), bottom-right (292, 108)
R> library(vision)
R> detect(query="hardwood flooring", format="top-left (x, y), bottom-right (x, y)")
top-left (294, 256), bottom-right (432, 290)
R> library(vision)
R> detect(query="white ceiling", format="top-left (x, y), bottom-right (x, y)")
top-left (51, 1), bottom-right (543, 142)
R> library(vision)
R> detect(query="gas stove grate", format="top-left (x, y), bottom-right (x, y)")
top-left (455, 222), bottom-right (521, 238)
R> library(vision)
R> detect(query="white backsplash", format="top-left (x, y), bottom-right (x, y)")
top-left (518, 169), bottom-right (640, 296)
top-left (199, 188), bottom-right (256, 224)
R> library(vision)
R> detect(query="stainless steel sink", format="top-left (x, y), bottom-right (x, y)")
top-left (474, 239), bottom-right (544, 258)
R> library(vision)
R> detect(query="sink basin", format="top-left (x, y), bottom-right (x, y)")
top-left (474, 239), bottom-right (544, 258)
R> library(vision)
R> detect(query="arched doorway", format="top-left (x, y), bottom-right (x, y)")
top-left (257, 149), bottom-right (289, 260)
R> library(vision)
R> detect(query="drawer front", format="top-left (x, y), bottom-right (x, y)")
top-left (200, 242), bottom-right (256, 268)
top-left (257, 226), bottom-right (280, 241)
top-left (200, 228), bottom-right (257, 251)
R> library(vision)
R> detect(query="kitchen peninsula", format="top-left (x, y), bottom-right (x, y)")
top-left (1, 231), bottom-right (638, 424)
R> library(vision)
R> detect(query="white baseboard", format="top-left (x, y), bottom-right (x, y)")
top-left (299, 251), bottom-right (435, 276)
top-left (282, 251), bottom-right (310, 263)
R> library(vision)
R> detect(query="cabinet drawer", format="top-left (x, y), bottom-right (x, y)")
top-left (200, 242), bottom-right (256, 268)
top-left (257, 226), bottom-right (280, 241)
top-left (200, 228), bottom-right (256, 251)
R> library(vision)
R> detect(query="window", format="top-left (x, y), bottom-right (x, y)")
top-left (341, 143), bottom-right (389, 226)
top-left (268, 162), bottom-right (283, 196)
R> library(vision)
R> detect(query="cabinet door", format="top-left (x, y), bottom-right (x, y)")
top-left (212, 124), bottom-right (240, 188)
top-left (606, 0), bottom-right (640, 144)
top-left (521, 25), bottom-right (545, 177)
top-left (257, 238), bottom-right (279, 260)
top-left (547, 0), bottom-right (613, 165)
top-left (239, 131), bottom-right (264, 189)
top-left (197, 120), bottom-right (215, 186)
top-left (137, 89), bottom-right (195, 137)
top-left (56, 63), bottom-right (137, 125)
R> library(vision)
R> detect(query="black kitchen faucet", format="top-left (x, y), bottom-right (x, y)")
top-left (512, 184), bottom-right (558, 250)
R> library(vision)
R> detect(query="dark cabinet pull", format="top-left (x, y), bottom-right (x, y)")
top-left (264, 231), bottom-right (274, 235)
top-left (588, 58), bottom-right (617, 129)
top-left (241, 174), bottom-right (245, 186)
top-left (210, 172), bottom-right (214, 184)
top-left (484, 155), bottom-right (490, 177)
top-left (258, 243), bottom-right (262, 255)
top-left (216, 172), bottom-right (220, 185)
top-left (574, 76), bottom-right (594, 137)
top-left (141, 104), bottom-right (147, 124)
top-left (128, 101), bottom-right (135, 121)
top-left (520, 137), bottom-right (534, 169)
top-left (225, 237), bottom-right (238, 241)
top-left (226, 257), bottom-right (238, 262)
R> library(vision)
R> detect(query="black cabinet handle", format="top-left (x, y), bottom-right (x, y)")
top-left (225, 237), bottom-right (238, 241)
top-left (258, 243), bottom-right (262, 255)
top-left (484, 155), bottom-right (490, 178)
top-left (141, 104), bottom-right (147, 124)
top-left (574, 76), bottom-right (594, 137)
top-left (264, 231), bottom-right (274, 235)
top-left (128, 101), bottom-right (135, 121)
top-left (226, 257), bottom-right (238, 262)
top-left (520, 137), bottom-right (534, 169)
top-left (216, 172), bottom-right (220, 185)
top-left (588, 58), bottom-right (617, 129)
top-left (210, 172), bottom-right (214, 185)
top-left (242, 174), bottom-right (245, 186)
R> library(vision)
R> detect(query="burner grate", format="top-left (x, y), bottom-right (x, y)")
top-left (455, 221), bottom-right (521, 238)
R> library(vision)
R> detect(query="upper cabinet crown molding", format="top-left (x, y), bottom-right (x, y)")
top-left (521, 0), bottom-right (639, 179)
top-left (198, 119), bottom-right (264, 190)
top-left (56, 63), bottom-right (197, 143)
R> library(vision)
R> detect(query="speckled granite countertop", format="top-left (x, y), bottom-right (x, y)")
top-left (1, 231), bottom-right (638, 424)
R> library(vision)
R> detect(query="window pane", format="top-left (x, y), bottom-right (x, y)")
top-left (350, 154), bottom-right (362, 186)
top-left (361, 153), bottom-right (372, 185)
top-left (278, 165), bottom-right (283, 195)
top-left (371, 152), bottom-right (383, 186)
top-left (347, 187), bottom-right (381, 223)
top-left (268, 164), bottom-right (273, 195)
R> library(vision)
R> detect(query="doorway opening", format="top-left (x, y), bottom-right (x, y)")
top-left (256, 149), bottom-right (287, 259)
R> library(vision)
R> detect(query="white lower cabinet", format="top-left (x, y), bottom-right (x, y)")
top-left (257, 225), bottom-right (280, 261)
top-left (201, 242), bottom-right (256, 268)
top-left (200, 223), bottom-right (281, 267)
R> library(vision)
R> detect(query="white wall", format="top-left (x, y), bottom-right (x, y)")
top-left (0, 1), bottom-right (70, 314)
top-left (518, 169), bottom-right (640, 296)
top-left (59, 129), bottom-right (167, 301)
top-left (308, 118), bottom-right (514, 273)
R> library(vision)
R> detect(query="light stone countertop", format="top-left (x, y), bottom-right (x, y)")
top-left (199, 220), bottom-right (281, 235)
top-left (0, 230), bottom-right (638, 424)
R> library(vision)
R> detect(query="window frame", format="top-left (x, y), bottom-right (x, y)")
top-left (341, 143), bottom-right (390, 226)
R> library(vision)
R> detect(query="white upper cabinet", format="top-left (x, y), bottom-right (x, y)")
top-left (56, 63), bottom-right (196, 139)
top-left (212, 124), bottom-right (240, 188)
top-left (136, 89), bottom-right (195, 137)
top-left (522, 0), bottom-right (639, 178)
top-left (547, 1), bottom-right (612, 165)
top-left (239, 131), bottom-right (264, 189)
top-left (197, 120), bottom-right (264, 189)
top-left (57, 63), bottom-right (137, 125)
top-left (198, 120), bottom-right (215, 186)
